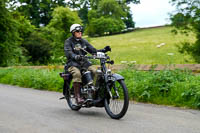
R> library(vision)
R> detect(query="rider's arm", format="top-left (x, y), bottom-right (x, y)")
top-left (84, 39), bottom-right (111, 54)
top-left (64, 39), bottom-right (76, 60)
top-left (84, 39), bottom-right (97, 54)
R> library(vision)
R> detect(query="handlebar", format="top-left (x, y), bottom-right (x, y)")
top-left (83, 54), bottom-right (114, 65)
top-left (86, 55), bottom-right (107, 59)
top-left (85, 54), bottom-right (108, 59)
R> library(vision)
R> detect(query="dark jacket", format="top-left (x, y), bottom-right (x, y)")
top-left (64, 36), bottom-right (98, 70)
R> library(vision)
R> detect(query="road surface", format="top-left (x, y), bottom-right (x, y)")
top-left (0, 84), bottom-right (200, 133)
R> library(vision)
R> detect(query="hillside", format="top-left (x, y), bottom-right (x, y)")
top-left (88, 26), bottom-right (196, 64)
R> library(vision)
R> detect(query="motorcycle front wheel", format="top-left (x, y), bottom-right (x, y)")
top-left (104, 80), bottom-right (129, 119)
top-left (65, 83), bottom-right (81, 111)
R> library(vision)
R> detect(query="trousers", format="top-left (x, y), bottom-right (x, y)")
top-left (68, 66), bottom-right (97, 83)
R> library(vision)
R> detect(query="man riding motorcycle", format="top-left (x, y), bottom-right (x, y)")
top-left (64, 24), bottom-right (111, 105)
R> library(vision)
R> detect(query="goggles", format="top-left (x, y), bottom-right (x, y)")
top-left (74, 26), bottom-right (83, 33)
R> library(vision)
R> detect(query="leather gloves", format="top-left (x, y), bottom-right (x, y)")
top-left (74, 55), bottom-right (83, 61)
top-left (104, 46), bottom-right (111, 52)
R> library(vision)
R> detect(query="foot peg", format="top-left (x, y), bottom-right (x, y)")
top-left (59, 97), bottom-right (65, 100)
top-left (83, 99), bottom-right (93, 104)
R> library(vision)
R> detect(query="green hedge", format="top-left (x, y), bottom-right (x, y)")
top-left (0, 67), bottom-right (200, 109)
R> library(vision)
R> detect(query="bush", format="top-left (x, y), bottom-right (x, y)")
top-left (118, 68), bottom-right (200, 109)
top-left (22, 32), bottom-right (52, 64)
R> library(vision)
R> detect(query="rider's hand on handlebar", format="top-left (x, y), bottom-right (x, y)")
top-left (104, 46), bottom-right (111, 52)
top-left (75, 55), bottom-right (83, 61)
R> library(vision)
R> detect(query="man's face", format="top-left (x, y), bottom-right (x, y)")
top-left (74, 31), bottom-right (82, 38)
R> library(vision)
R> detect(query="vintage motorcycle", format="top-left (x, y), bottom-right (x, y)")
top-left (59, 51), bottom-right (129, 119)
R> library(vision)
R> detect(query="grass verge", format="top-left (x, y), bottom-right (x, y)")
top-left (0, 68), bottom-right (63, 92)
top-left (0, 67), bottom-right (200, 109)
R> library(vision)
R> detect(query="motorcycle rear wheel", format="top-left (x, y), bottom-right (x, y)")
top-left (104, 80), bottom-right (129, 119)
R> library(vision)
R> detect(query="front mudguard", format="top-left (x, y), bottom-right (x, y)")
top-left (106, 73), bottom-right (124, 90)
top-left (105, 73), bottom-right (124, 98)
top-left (110, 73), bottom-right (124, 81)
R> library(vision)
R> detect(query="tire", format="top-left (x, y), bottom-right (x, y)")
top-left (65, 83), bottom-right (81, 111)
top-left (104, 80), bottom-right (129, 119)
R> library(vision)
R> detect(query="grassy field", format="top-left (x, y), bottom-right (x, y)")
top-left (88, 26), bottom-right (196, 64)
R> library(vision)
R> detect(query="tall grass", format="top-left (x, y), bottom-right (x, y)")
top-left (0, 68), bottom-right (63, 92)
top-left (89, 26), bottom-right (196, 64)
top-left (0, 67), bottom-right (200, 109)
top-left (119, 68), bottom-right (200, 109)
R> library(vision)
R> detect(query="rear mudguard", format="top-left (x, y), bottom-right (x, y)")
top-left (63, 80), bottom-right (68, 96)
top-left (60, 72), bottom-right (72, 96)
top-left (64, 77), bottom-right (72, 95)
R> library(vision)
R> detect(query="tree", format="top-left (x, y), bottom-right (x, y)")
top-left (67, 0), bottom-right (90, 26)
top-left (86, 0), bottom-right (127, 36)
top-left (125, 0), bottom-right (140, 4)
top-left (78, 2), bottom-right (89, 25)
top-left (43, 6), bottom-right (82, 60)
top-left (100, 0), bottom-right (140, 28)
top-left (8, 0), bottom-right (66, 27)
top-left (67, 0), bottom-right (140, 28)
top-left (118, 0), bottom-right (139, 28)
top-left (124, 12), bottom-right (135, 28)
top-left (170, 0), bottom-right (200, 34)
top-left (98, 0), bottom-right (126, 19)
top-left (46, 6), bottom-right (82, 42)
top-left (0, 0), bottom-right (34, 66)
top-left (170, 0), bottom-right (200, 62)
top-left (87, 16), bottom-right (125, 36)
top-left (12, 11), bottom-right (35, 39)
top-left (22, 32), bottom-right (52, 64)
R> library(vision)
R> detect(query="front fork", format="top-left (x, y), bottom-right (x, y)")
top-left (106, 84), bottom-right (113, 98)
top-left (104, 74), bottom-right (120, 99)
top-left (113, 83), bottom-right (120, 99)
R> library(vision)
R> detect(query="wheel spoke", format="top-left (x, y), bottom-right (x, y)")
top-left (104, 79), bottom-right (129, 119)
top-left (107, 80), bottom-right (126, 115)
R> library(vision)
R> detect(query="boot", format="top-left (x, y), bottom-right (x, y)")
top-left (73, 82), bottom-right (84, 105)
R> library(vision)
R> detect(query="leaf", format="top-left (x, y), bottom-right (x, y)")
top-left (141, 91), bottom-right (151, 99)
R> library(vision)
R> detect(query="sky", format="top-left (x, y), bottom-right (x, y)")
top-left (130, 0), bottom-right (176, 28)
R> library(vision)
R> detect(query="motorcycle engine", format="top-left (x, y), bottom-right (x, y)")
top-left (82, 71), bottom-right (93, 86)
top-left (81, 85), bottom-right (94, 100)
